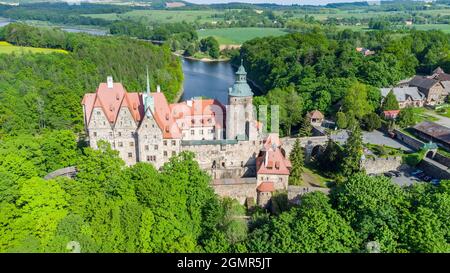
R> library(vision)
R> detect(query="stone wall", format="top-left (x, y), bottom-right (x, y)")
top-left (287, 186), bottom-right (330, 205)
top-left (418, 159), bottom-right (450, 180)
top-left (211, 178), bottom-right (258, 205)
top-left (281, 136), bottom-right (329, 157)
top-left (394, 129), bottom-right (424, 150)
top-left (362, 156), bottom-right (403, 174)
top-left (433, 153), bottom-right (450, 168)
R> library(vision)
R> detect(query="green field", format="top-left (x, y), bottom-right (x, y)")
top-left (412, 24), bottom-right (450, 33)
top-left (198, 27), bottom-right (287, 45)
top-left (84, 9), bottom-right (223, 24)
top-left (0, 41), bottom-right (68, 54)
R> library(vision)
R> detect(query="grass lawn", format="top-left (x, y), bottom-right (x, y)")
top-left (411, 24), bottom-right (450, 33)
top-left (198, 27), bottom-right (287, 45)
top-left (301, 165), bottom-right (331, 188)
top-left (412, 107), bottom-right (439, 123)
top-left (0, 41), bottom-right (68, 55)
top-left (365, 143), bottom-right (404, 158)
top-left (84, 9), bottom-right (223, 24)
top-left (434, 105), bottom-right (450, 118)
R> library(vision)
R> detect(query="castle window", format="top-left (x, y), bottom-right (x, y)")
top-left (118, 132), bottom-right (122, 137)
top-left (145, 145), bottom-right (149, 151)
top-left (164, 151), bottom-right (168, 157)
top-left (93, 132), bottom-right (97, 137)
top-left (191, 130), bottom-right (194, 135)
top-left (200, 130), bottom-right (204, 135)
top-left (146, 155), bottom-right (151, 162)
top-left (191, 119), bottom-right (195, 124)
top-left (208, 129), bottom-right (213, 134)
top-left (118, 142), bottom-right (123, 147)
top-left (172, 151), bottom-right (176, 156)
top-left (163, 140), bottom-right (167, 146)
top-left (97, 111), bottom-right (101, 115)
top-left (128, 153), bottom-right (133, 158)
top-left (145, 124), bottom-right (148, 128)
top-left (129, 142), bottom-right (134, 147)
top-left (154, 145), bottom-right (158, 150)
top-left (152, 124), bottom-right (155, 128)
top-left (171, 140), bottom-right (176, 146)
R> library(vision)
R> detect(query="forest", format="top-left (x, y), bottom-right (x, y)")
top-left (0, 23), bottom-right (183, 136)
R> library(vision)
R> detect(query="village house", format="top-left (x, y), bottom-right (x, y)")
top-left (307, 110), bottom-right (324, 126)
top-left (383, 110), bottom-right (401, 120)
top-left (382, 67), bottom-right (450, 108)
top-left (409, 75), bottom-right (446, 105)
top-left (380, 86), bottom-right (425, 108)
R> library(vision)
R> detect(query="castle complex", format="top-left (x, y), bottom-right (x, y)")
top-left (82, 64), bottom-right (294, 207)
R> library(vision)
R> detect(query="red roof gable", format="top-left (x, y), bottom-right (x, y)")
top-left (82, 82), bottom-right (144, 126)
top-left (256, 146), bottom-right (291, 175)
top-left (257, 182), bottom-right (275, 192)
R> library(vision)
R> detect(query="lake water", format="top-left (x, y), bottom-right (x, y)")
top-left (181, 58), bottom-right (236, 104)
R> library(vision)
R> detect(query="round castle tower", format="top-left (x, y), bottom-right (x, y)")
top-left (226, 60), bottom-right (256, 141)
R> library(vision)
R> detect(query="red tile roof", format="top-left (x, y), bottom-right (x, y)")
top-left (257, 182), bottom-right (275, 192)
top-left (383, 110), bottom-right (400, 118)
top-left (82, 81), bottom-right (226, 139)
top-left (151, 92), bottom-right (181, 139)
top-left (170, 98), bottom-right (225, 129)
top-left (256, 145), bottom-right (291, 175)
top-left (82, 82), bottom-right (144, 125)
top-left (308, 110), bottom-right (324, 120)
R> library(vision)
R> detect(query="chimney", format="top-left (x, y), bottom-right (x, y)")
top-left (187, 99), bottom-right (193, 107)
top-left (107, 76), bottom-right (113, 89)
top-left (157, 85), bottom-right (161, 93)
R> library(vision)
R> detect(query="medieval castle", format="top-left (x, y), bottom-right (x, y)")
top-left (82, 63), bottom-right (299, 207)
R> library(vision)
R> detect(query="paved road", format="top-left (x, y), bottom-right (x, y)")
top-left (362, 130), bottom-right (413, 151)
top-left (424, 111), bottom-right (450, 128)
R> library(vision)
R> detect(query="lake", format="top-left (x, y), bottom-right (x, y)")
top-left (181, 58), bottom-right (236, 104)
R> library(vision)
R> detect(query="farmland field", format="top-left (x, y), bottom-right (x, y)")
top-left (84, 9), bottom-right (224, 24)
top-left (0, 41), bottom-right (68, 54)
top-left (198, 27), bottom-right (287, 45)
top-left (411, 24), bottom-right (450, 33)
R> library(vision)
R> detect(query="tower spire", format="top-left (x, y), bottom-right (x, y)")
top-left (146, 66), bottom-right (150, 94)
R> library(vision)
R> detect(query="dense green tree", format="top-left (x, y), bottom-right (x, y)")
top-left (382, 90), bottom-right (400, 111)
top-left (336, 112), bottom-right (348, 129)
top-left (341, 124), bottom-right (364, 177)
top-left (342, 82), bottom-right (373, 120)
top-left (288, 138), bottom-right (304, 185)
top-left (397, 107), bottom-right (417, 128)
top-left (362, 112), bottom-right (382, 132)
top-left (298, 115), bottom-right (313, 137)
top-left (199, 36), bottom-right (220, 59)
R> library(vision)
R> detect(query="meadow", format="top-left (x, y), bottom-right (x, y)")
top-left (84, 9), bottom-right (223, 24)
top-left (198, 27), bottom-right (287, 45)
top-left (0, 41), bottom-right (68, 54)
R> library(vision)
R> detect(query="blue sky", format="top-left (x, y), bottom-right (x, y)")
top-left (185, 0), bottom-right (375, 5)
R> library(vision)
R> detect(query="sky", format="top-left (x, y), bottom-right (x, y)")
top-left (185, 0), bottom-right (378, 5)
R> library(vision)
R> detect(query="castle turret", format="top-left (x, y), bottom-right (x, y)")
top-left (226, 60), bottom-right (256, 140)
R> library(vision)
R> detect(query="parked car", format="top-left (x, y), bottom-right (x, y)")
top-left (423, 176), bottom-right (432, 182)
top-left (384, 172), bottom-right (394, 178)
top-left (416, 172), bottom-right (426, 179)
top-left (431, 179), bottom-right (441, 186)
top-left (390, 170), bottom-right (401, 177)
